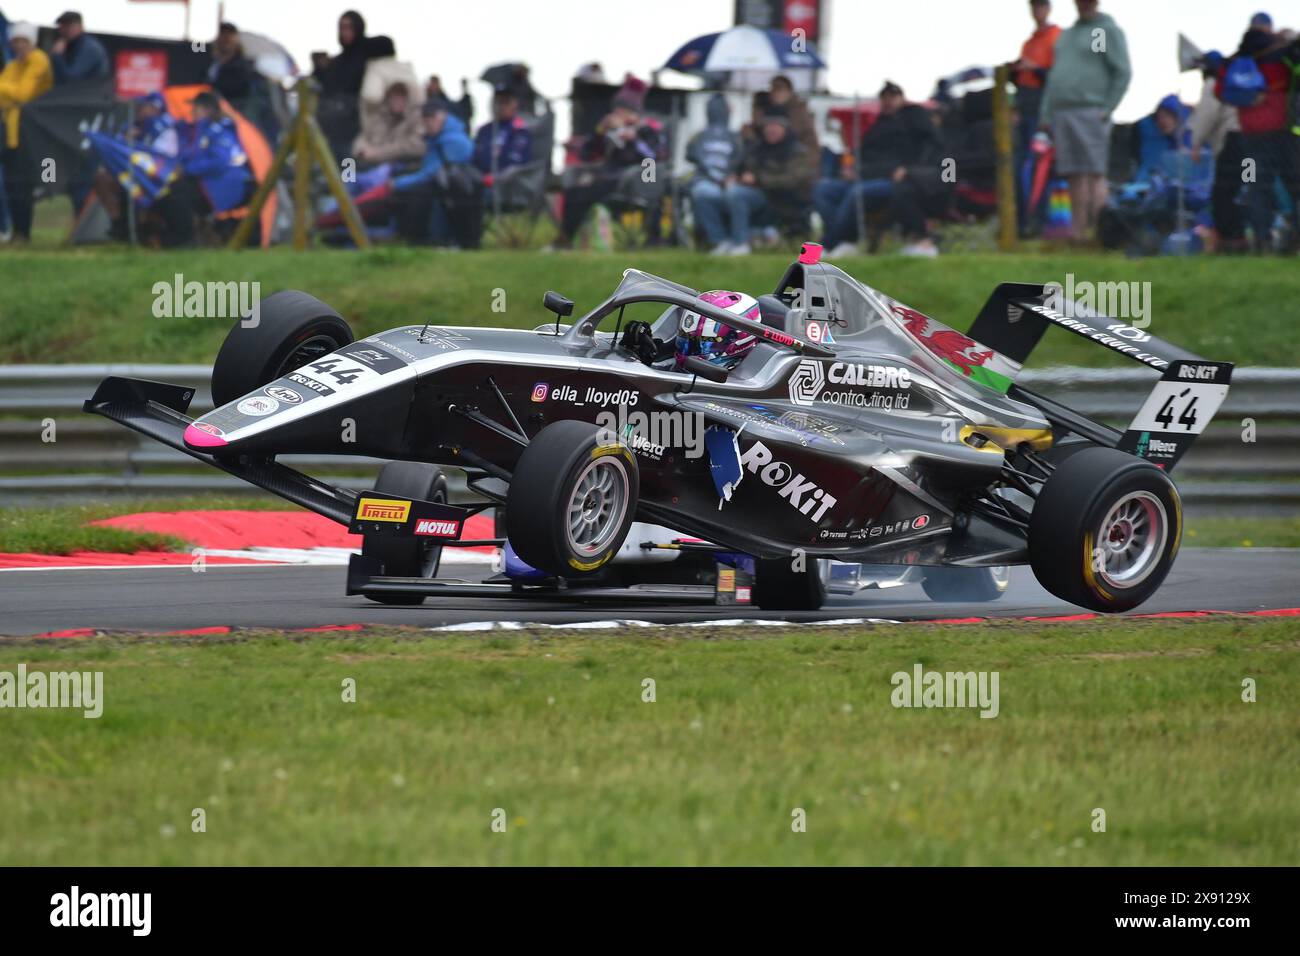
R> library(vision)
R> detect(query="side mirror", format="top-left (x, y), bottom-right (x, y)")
top-left (543, 291), bottom-right (574, 318)
top-left (683, 355), bottom-right (729, 383)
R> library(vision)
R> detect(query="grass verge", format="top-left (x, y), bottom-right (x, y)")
top-left (0, 617), bottom-right (1295, 865)
top-left (0, 247), bottom-right (1289, 366)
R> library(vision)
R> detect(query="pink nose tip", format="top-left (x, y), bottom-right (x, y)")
top-left (184, 423), bottom-right (228, 448)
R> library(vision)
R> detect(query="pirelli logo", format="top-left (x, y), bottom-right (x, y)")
top-left (356, 497), bottom-right (411, 523)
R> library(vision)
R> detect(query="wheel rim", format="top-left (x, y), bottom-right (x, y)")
top-left (566, 457), bottom-right (629, 558)
top-left (1096, 491), bottom-right (1167, 589)
top-left (279, 333), bottom-right (342, 378)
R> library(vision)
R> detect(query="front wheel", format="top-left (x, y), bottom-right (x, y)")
top-left (505, 420), bottom-right (639, 576)
top-left (210, 290), bottom-right (353, 408)
top-left (362, 461), bottom-right (449, 606)
top-left (1029, 447), bottom-right (1181, 612)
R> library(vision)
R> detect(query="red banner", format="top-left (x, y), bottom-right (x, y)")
top-left (114, 50), bottom-right (169, 98)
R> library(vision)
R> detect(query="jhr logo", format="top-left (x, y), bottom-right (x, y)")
top-left (530, 382), bottom-right (549, 402)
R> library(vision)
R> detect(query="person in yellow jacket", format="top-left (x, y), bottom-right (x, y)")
top-left (0, 22), bottom-right (54, 241)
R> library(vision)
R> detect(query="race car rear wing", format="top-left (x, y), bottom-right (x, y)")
top-left (967, 283), bottom-right (1234, 471)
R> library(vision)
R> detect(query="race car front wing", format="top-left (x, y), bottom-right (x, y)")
top-left (83, 376), bottom-right (471, 533)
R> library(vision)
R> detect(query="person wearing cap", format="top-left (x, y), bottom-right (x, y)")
top-left (50, 11), bottom-right (108, 84)
top-left (171, 92), bottom-right (255, 243)
top-left (1011, 1), bottom-right (1061, 234)
top-left (812, 80), bottom-right (941, 257)
top-left (749, 75), bottom-right (817, 153)
top-left (207, 22), bottom-right (275, 139)
top-left (386, 100), bottom-right (478, 245)
top-left (473, 87), bottom-right (533, 181)
top-left (728, 113), bottom-right (817, 252)
top-left (0, 21), bottom-right (53, 241)
top-left (86, 91), bottom-right (180, 242)
top-left (1188, 51), bottom-right (1244, 250)
top-left (686, 92), bottom-right (745, 253)
top-left (1039, 1), bottom-right (1132, 242)
top-left (131, 92), bottom-right (179, 157)
top-left (1214, 22), bottom-right (1299, 251)
top-left (560, 74), bottom-right (665, 244)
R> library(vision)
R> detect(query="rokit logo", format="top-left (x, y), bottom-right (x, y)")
top-left (788, 360), bottom-right (825, 407)
top-left (287, 372), bottom-right (334, 395)
top-left (739, 441), bottom-right (838, 522)
top-left (1178, 364), bottom-right (1220, 380)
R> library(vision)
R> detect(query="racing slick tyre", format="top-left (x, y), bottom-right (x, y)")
top-left (1028, 447), bottom-right (1181, 613)
top-left (361, 461), bottom-right (449, 606)
top-left (753, 557), bottom-right (828, 611)
top-left (211, 290), bottom-right (354, 408)
top-left (505, 420), bottom-right (639, 577)
top-left (920, 566), bottom-right (1010, 603)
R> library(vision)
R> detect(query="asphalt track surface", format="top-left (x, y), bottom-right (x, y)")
top-left (1, 548), bottom-right (1296, 636)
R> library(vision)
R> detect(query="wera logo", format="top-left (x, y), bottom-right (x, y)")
top-left (50, 886), bottom-right (151, 936)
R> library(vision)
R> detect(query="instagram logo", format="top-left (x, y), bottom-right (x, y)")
top-left (530, 382), bottom-right (549, 403)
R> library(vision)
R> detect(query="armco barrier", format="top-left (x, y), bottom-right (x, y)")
top-left (1, 365), bottom-right (1297, 511)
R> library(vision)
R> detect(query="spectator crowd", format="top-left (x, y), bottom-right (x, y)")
top-left (0, 1), bottom-right (1296, 256)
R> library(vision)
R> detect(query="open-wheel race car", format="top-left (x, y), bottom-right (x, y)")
top-left (84, 244), bottom-right (1231, 612)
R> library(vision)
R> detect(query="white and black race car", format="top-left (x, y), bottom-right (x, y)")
top-left (85, 244), bottom-right (1230, 612)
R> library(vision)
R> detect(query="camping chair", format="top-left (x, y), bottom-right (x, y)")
top-left (605, 112), bottom-right (675, 243)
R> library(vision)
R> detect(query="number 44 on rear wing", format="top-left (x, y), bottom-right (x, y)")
top-left (966, 282), bottom-right (1233, 471)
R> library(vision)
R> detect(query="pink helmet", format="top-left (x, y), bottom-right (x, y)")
top-left (674, 290), bottom-right (760, 371)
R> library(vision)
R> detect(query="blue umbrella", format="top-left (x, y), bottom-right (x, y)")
top-left (664, 24), bottom-right (825, 75)
top-left (86, 130), bottom-right (181, 208)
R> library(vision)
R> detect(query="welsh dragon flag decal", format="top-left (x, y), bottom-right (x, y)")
top-left (891, 304), bottom-right (1021, 394)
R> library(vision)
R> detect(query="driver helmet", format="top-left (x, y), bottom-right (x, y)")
top-left (675, 290), bottom-right (760, 370)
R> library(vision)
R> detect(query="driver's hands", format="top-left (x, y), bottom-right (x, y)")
top-left (619, 321), bottom-right (660, 365)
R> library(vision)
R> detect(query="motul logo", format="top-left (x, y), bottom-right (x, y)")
top-left (414, 518), bottom-right (460, 537)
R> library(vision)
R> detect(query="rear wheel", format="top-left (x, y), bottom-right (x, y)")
top-left (920, 566), bottom-right (1010, 603)
top-left (1029, 447), bottom-right (1181, 612)
top-left (362, 461), bottom-right (448, 606)
top-left (211, 290), bottom-right (353, 408)
top-left (506, 420), bottom-right (639, 576)
top-left (753, 557), bottom-right (828, 611)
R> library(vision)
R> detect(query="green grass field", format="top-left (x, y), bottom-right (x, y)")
top-left (1, 617), bottom-right (1295, 865)
top-left (0, 246), bottom-right (1291, 367)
